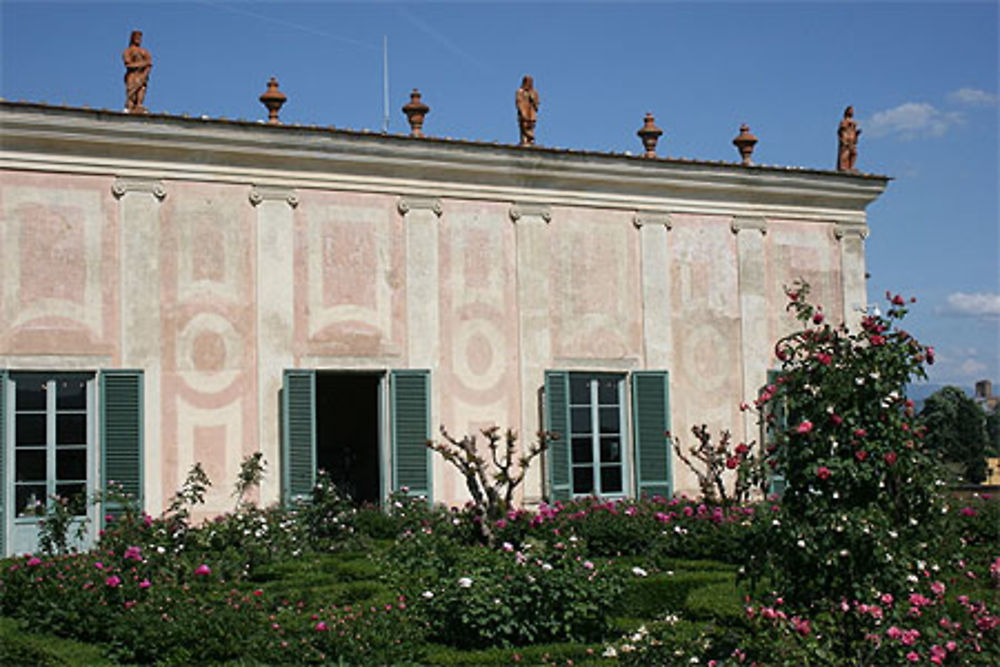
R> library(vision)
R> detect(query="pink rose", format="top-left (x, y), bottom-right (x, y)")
top-left (105, 575), bottom-right (122, 588)
top-left (797, 421), bottom-right (814, 434)
top-left (816, 467), bottom-right (832, 480)
top-left (194, 564), bottom-right (212, 576)
top-left (813, 312), bottom-right (825, 325)
top-left (884, 451), bottom-right (897, 466)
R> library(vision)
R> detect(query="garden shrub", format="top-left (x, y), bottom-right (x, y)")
top-left (948, 492), bottom-right (1000, 548)
top-left (411, 543), bottom-right (623, 648)
top-left (745, 284), bottom-right (950, 611)
top-left (608, 617), bottom-right (744, 666)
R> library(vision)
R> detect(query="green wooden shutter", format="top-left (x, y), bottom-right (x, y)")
top-left (100, 370), bottom-right (144, 515)
top-left (544, 371), bottom-right (571, 502)
top-left (391, 370), bottom-right (431, 500)
top-left (632, 371), bottom-right (671, 499)
top-left (0, 370), bottom-right (6, 556)
top-left (765, 369), bottom-right (786, 496)
top-left (282, 370), bottom-right (316, 504)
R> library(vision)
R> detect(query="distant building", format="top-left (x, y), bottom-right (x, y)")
top-left (975, 380), bottom-right (999, 411)
top-left (0, 101), bottom-right (888, 555)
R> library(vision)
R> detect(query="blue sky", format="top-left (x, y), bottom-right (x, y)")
top-left (2, 1), bottom-right (997, 391)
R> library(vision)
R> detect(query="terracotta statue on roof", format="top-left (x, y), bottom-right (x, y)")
top-left (123, 30), bottom-right (152, 114)
top-left (516, 75), bottom-right (540, 146)
top-left (837, 106), bottom-right (860, 172)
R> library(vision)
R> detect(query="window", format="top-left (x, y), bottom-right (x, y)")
top-left (1, 369), bottom-right (143, 556)
top-left (12, 373), bottom-right (92, 519)
top-left (545, 370), bottom-right (670, 501)
top-left (281, 369), bottom-right (431, 505)
top-left (568, 374), bottom-right (626, 496)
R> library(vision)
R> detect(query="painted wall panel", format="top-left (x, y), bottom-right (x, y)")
top-left (159, 182), bottom-right (258, 513)
top-left (0, 172), bottom-right (119, 359)
top-left (293, 191), bottom-right (405, 361)
top-left (436, 200), bottom-right (520, 502)
top-left (668, 215), bottom-right (743, 496)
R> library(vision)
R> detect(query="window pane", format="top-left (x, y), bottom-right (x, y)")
top-left (572, 436), bottom-right (593, 464)
top-left (15, 377), bottom-right (46, 410)
top-left (16, 485), bottom-right (46, 517)
top-left (570, 376), bottom-right (590, 404)
top-left (16, 449), bottom-right (46, 481)
top-left (57, 414), bottom-right (87, 446)
top-left (15, 414), bottom-right (46, 445)
top-left (55, 484), bottom-right (87, 515)
top-left (56, 378), bottom-right (87, 410)
top-left (601, 466), bottom-right (623, 494)
top-left (57, 448), bottom-right (87, 481)
top-left (598, 378), bottom-right (619, 405)
top-left (571, 407), bottom-right (591, 434)
top-left (600, 437), bottom-right (622, 463)
top-left (572, 466), bottom-right (594, 495)
top-left (599, 407), bottom-right (619, 434)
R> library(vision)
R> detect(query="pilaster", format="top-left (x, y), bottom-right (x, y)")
top-left (113, 177), bottom-right (166, 513)
top-left (634, 211), bottom-right (674, 370)
top-left (399, 195), bottom-right (443, 500)
top-left (732, 216), bottom-right (769, 444)
top-left (250, 185), bottom-right (298, 505)
top-left (835, 223), bottom-right (869, 329)
top-left (511, 203), bottom-right (552, 504)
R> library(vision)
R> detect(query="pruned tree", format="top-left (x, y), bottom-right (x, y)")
top-left (428, 426), bottom-right (550, 545)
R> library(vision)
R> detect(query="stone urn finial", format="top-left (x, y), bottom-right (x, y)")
top-left (732, 124), bottom-right (758, 165)
top-left (636, 112), bottom-right (663, 158)
top-left (402, 89), bottom-right (430, 137)
top-left (259, 77), bottom-right (287, 124)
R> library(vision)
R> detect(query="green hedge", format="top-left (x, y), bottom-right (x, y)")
top-left (0, 616), bottom-right (111, 667)
top-left (615, 570), bottom-right (733, 619)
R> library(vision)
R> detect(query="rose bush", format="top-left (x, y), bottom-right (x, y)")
top-left (745, 284), bottom-right (951, 612)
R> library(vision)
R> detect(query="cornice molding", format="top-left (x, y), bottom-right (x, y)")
top-left (397, 196), bottom-right (442, 216)
top-left (249, 185), bottom-right (298, 208)
top-left (111, 177), bottom-right (166, 200)
top-left (633, 211), bottom-right (673, 230)
top-left (731, 216), bottom-right (768, 235)
top-left (509, 203), bottom-right (552, 223)
top-left (3, 106), bottom-right (889, 224)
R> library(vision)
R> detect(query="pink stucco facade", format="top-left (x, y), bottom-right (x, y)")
top-left (0, 102), bottom-right (888, 547)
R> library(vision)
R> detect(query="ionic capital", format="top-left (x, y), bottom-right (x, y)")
top-left (397, 196), bottom-right (443, 217)
top-left (249, 186), bottom-right (299, 208)
top-left (112, 178), bottom-right (167, 201)
top-left (633, 211), bottom-right (673, 230)
top-left (731, 216), bottom-right (768, 235)
top-left (834, 223), bottom-right (869, 240)
top-left (509, 203), bottom-right (552, 223)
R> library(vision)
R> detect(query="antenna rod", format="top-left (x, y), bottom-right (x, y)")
top-left (382, 35), bottom-right (389, 133)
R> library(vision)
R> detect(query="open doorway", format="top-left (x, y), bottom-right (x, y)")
top-left (315, 372), bottom-right (382, 505)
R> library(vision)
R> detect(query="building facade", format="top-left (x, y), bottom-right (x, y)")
top-left (0, 102), bottom-right (887, 554)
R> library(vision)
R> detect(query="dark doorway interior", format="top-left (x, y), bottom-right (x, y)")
top-left (315, 373), bottom-right (381, 505)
